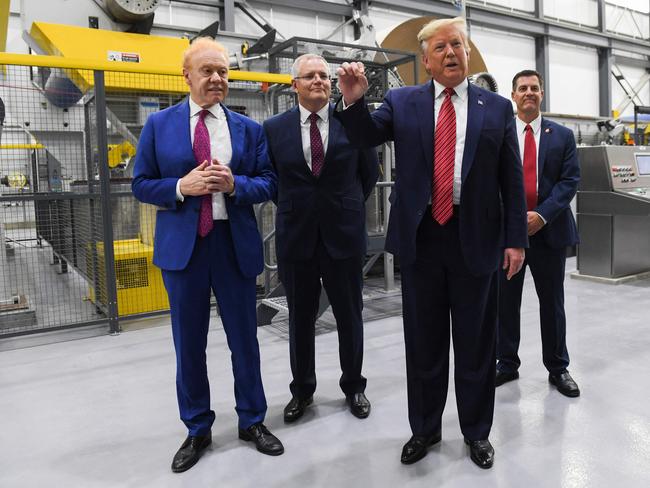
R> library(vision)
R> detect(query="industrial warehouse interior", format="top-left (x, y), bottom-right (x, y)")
top-left (1, 1), bottom-right (649, 487)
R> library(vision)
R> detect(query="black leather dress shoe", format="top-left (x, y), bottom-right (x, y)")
top-left (283, 396), bottom-right (313, 423)
top-left (549, 371), bottom-right (580, 397)
top-left (347, 392), bottom-right (371, 419)
top-left (171, 433), bottom-right (212, 473)
top-left (238, 423), bottom-right (284, 456)
top-left (464, 438), bottom-right (494, 469)
top-left (495, 369), bottom-right (519, 387)
top-left (400, 432), bottom-right (442, 465)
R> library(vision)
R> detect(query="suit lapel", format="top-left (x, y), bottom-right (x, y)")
top-left (223, 105), bottom-right (243, 171)
top-left (323, 103), bottom-right (341, 175)
top-left (461, 83), bottom-right (485, 183)
top-left (414, 83), bottom-right (435, 172)
top-left (537, 118), bottom-right (550, 179)
top-left (176, 99), bottom-right (196, 174)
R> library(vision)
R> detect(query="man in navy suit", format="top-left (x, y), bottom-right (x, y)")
top-left (132, 38), bottom-right (283, 473)
top-left (263, 54), bottom-right (378, 423)
top-left (496, 70), bottom-right (580, 397)
top-left (335, 17), bottom-right (527, 468)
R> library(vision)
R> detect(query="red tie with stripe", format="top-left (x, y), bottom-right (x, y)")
top-left (432, 87), bottom-right (456, 225)
top-left (523, 124), bottom-right (537, 211)
top-left (309, 112), bottom-right (324, 177)
top-left (193, 109), bottom-right (214, 237)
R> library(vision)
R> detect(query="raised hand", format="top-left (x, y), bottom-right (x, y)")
top-left (336, 62), bottom-right (369, 105)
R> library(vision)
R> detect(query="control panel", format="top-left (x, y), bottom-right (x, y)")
top-left (607, 150), bottom-right (650, 199)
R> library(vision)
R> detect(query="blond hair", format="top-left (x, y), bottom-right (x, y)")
top-left (183, 37), bottom-right (229, 69)
top-left (417, 17), bottom-right (470, 53)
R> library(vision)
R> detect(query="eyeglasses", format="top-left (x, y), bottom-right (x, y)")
top-left (293, 72), bottom-right (332, 82)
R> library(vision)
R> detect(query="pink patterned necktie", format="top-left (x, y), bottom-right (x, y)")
top-left (309, 112), bottom-right (324, 177)
top-left (431, 87), bottom-right (456, 225)
top-left (193, 109), bottom-right (213, 237)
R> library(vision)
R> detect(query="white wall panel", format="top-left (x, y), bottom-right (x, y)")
top-left (469, 26), bottom-right (536, 99)
top-left (548, 40), bottom-right (599, 116)
top-left (544, 0), bottom-right (599, 27)
top-left (470, 0), bottom-right (535, 13)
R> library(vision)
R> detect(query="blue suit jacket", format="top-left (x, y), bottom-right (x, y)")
top-left (530, 118), bottom-right (580, 248)
top-left (132, 100), bottom-right (276, 276)
top-left (263, 104), bottom-right (379, 261)
top-left (335, 82), bottom-right (528, 275)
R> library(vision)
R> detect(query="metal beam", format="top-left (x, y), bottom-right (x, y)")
top-left (613, 54), bottom-right (650, 70)
top-left (597, 0), bottom-right (606, 33)
top-left (223, 0), bottom-right (235, 31)
top-left (599, 48), bottom-right (613, 117)
top-left (536, 35), bottom-right (550, 113)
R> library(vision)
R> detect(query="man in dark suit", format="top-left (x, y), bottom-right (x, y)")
top-left (132, 37), bottom-right (283, 473)
top-left (496, 70), bottom-right (580, 397)
top-left (335, 17), bottom-right (527, 469)
top-left (263, 54), bottom-right (378, 423)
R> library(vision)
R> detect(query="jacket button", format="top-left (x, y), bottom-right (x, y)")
top-left (417, 210), bottom-right (423, 216)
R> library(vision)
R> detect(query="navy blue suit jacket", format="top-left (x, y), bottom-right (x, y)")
top-left (132, 100), bottom-right (276, 276)
top-left (336, 82), bottom-right (528, 275)
top-left (264, 104), bottom-right (379, 261)
top-left (530, 118), bottom-right (580, 248)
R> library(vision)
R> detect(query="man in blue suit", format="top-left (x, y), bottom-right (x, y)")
top-left (263, 54), bottom-right (378, 423)
top-left (496, 70), bottom-right (580, 397)
top-left (132, 38), bottom-right (283, 473)
top-left (335, 17), bottom-right (527, 469)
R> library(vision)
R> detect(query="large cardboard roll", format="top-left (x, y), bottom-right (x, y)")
top-left (379, 16), bottom-right (487, 86)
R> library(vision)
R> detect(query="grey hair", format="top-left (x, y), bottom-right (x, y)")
top-left (290, 54), bottom-right (330, 79)
top-left (417, 17), bottom-right (470, 53)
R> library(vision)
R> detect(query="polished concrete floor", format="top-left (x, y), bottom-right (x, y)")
top-left (1, 257), bottom-right (650, 488)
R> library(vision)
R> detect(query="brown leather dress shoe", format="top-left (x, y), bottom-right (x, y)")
top-left (464, 438), bottom-right (494, 469)
top-left (283, 396), bottom-right (313, 423)
top-left (549, 371), bottom-right (580, 397)
top-left (346, 392), bottom-right (371, 419)
top-left (400, 432), bottom-right (442, 465)
top-left (171, 433), bottom-right (212, 473)
top-left (238, 422), bottom-right (284, 456)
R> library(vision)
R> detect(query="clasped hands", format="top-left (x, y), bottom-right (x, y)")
top-left (179, 159), bottom-right (234, 196)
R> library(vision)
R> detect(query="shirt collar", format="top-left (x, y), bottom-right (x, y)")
top-left (299, 103), bottom-right (330, 124)
top-left (516, 113), bottom-right (542, 135)
top-left (189, 97), bottom-right (225, 120)
top-left (432, 78), bottom-right (468, 102)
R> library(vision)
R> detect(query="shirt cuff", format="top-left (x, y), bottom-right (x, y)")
top-left (176, 179), bottom-right (184, 202)
top-left (534, 211), bottom-right (546, 225)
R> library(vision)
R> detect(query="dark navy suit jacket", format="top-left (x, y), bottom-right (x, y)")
top-left (530, 118), bottom-right (580, 248)
top-left (263, 104), bottom-right (378, 261)
top-left (132, 100), bottom-right (276, 276)
top-left (336, 82), bottom-right (528, 275)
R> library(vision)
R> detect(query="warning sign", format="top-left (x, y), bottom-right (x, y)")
top-left (108, 51), bottom-right (141, 63)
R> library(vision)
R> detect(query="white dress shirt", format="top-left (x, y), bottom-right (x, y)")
top-left (298, 103), bottom-right (329, 170)
top-left (515, 114), bottom-right (541, 192)
top-left (176, 97), bottom-right (233, 220)
top-left (515, 114), bottom-right (546, 223)
top-left (433, 78), bottom-right (468, 205)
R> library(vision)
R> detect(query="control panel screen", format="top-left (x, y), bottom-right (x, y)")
top-left (636, 154), bottom-right (650, 175)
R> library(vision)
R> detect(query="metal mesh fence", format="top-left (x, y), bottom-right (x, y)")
top-left (0, 61), bottom-right (282, 338)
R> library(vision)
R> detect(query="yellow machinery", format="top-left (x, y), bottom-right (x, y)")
top-left (88, 239), bottom-right (169, 316)
top-left (107, 140), bottom-right (136, 168)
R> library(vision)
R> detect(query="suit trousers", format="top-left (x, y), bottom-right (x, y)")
top-left (279, 238), bottom-right (367, 399)
top-left (162, 221), bottom-right (267, 436)
top-left (400, 212), bottom-right (498, 441)
top-left (497, 234), bottom-right (570, 375)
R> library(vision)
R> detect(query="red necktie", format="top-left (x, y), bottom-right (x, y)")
top-left (523, 124), bottom-right (537, 211)
top-left (309, 112), bottom-right (324, 177)
top-left (432, 87), bottom-right (456, 225)
top-left (193, 109), bottom-right (214, 237)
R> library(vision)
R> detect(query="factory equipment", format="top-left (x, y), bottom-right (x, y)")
top-left (576, 145), bottom-right (650, 279)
